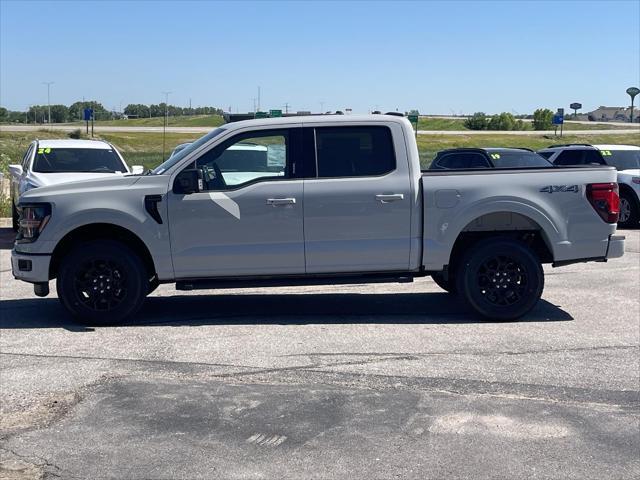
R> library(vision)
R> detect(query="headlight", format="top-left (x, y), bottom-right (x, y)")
top-left (16, 203), bottom-right (52, 243)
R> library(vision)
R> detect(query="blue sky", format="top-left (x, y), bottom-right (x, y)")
top-left (1, 0), bottom-right (638, 114)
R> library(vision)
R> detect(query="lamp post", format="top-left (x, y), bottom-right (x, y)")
top-left (43, 81), bottom-right (54, 124)
top-left (626, 87), bottom-right (640, 123)
top-left (161, 91), bottom-right (172, 160)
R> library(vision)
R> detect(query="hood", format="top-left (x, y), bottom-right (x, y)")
top-left (29, 171), bottom-right (126, 187)
top-left (20, 174), bottom-right (143, 203)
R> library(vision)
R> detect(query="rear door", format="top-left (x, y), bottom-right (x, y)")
top-left (302, 124), bottom-right (413, 273)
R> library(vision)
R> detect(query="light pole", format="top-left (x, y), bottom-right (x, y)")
top-left (43, 81), bottom-right (54, 124)
top-left (161, 91), bottom-right (172, 160)
top-left (626, 87), bottom-right (639, 123)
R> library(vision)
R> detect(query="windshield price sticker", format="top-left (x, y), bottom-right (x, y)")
top-left (37, 148), bottom-right (52, 154)
top-left (601, 150), bottom-right (612, 156)
top-left (490, 153), bottom-right (501, 160)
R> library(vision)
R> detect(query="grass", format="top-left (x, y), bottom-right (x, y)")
top-left (416, 117), bottom-right (632, 131)
top-left (1, 129), bottom-right (639, 216)
top-left (68, 115), bottom-right (225, 128)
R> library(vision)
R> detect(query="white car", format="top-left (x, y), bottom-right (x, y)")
top-left (538, 144), bottom-right (640, 227)
top-left (9, 139), bottom-right (143, 231)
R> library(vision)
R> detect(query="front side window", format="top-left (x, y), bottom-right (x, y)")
top-left (554, 149), bottom-right (604, 166)
top-left (315, 126), bottom-right (395, 178)
top-left (32, 148), bottom-right (127, 173)
top-left (195, 130), bottom-right (289, 190)
top-left (489, 151), bottom-right (552, 168)
top-left (601, 150), bottom-right (640, 170)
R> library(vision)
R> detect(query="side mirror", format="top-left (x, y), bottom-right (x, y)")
top-left (131, 165), bottom-right (144, 175)
top-left (8, 164), bottom-right (23, 177)
top-left (173, 169), bottom-right (203, 194)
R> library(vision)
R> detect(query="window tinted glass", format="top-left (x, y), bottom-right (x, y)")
top-left (554, 149), bottom-right (604, 166)
top-left (538, 151), bottom-right (554, 159)
top-left (153, 127), bottom-right (225, 174)
top-left (32, 148), bottom-right (126, 173)
top-left (433, 152), bottom-right (490, 169)
top-left (489, 151), bottom-right (552, 168)
top-left (601, 150), bottom-right (640, 170)
top-left (315, 126), bottom-right (395, 177)
top-left (195, 130), bottom-right (288, 190)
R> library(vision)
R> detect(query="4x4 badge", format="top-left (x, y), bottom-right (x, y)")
top-left (540, 185), bottom-right (579, 194)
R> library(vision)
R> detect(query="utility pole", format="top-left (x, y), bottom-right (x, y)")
top-left (257, 86), bottom-right (261, 112)
top-left (161, 91), bottom-right (172, 160)
top-left (43, 81), bottom-right (54, 125)
top-left (284, 102), bottom-right (290, 114)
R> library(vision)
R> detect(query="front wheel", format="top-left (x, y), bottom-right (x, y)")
top-left (57, 240), bottom-right (147, 325)
top-left (456, 238), bottom-right (544, 321)
top-left (618, 191), bottom-right (639, 228)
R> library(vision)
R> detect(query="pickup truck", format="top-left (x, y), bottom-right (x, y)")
top-left (11, 115), bottom-right (625, 324)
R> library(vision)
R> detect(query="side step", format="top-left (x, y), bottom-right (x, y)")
top-left (176, 273), bottom-right (415, 291)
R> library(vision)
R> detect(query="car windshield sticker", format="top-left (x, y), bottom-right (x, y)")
top-left (490, 153), bottom-right (501, 160)
top-left (600, 150), bottom-right (612, 156)
top-left (37, 148), bottom-right (52, 154)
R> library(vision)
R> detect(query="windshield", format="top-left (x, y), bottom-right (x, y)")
top-left (604, 150), bottom-right (640, 170)
top-left (490, 150), bottom-right (553, 168)
top-left (153, 128), bottom-right (226, 174)
top-left (32, 147), bottom-right (127, 173)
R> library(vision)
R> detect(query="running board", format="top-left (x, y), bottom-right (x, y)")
top-left (176, 273), bottom-right (415, 291)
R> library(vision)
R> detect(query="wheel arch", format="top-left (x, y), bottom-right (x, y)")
top-left (49, 223), bottom-right (157, 280)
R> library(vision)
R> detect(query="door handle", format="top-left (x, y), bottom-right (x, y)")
top-left (266, 197), bottom-right (296, 206)
top-left (375, 194), bottom-right (404, 203)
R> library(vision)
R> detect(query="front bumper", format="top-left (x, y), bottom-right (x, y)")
top-left (11, 249), bottom-right (51, 283)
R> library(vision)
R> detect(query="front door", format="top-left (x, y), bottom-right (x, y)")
top-left (167, 128), bottom-right (305, 278)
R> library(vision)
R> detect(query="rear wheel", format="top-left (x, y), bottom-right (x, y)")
top-left (12, 202), bottom-right (19, 232)
top-left (618, 191), bottom-right (639, 228)
top-left (456, 238), bottom-right (544, 321)
top-left (57, 240), bottom-right (147, 325)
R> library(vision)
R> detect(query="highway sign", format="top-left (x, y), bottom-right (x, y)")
top-left (269, 109), bottom-right (282, 117)
top-left (408, 114), bottom-right (419, 123)
top-left (83, 108), bottom-right (93, 121)
top-left (255, 111), bottom-right (268, 119)
top-left (552, 114), bottom-right (564, 125)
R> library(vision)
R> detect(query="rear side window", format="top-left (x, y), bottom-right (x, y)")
top-left (554, 149), bottom-right (605, 166)
top-left (315, 126), bottom-right (395, 178)
top-left (431, 152), bottom-right (490, 169)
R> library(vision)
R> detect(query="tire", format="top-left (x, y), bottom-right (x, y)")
top-left (456, 237), bottom-right (544, 321)
top-left (12, 202), bottom-right (19, 232)
top-left (431, 272), bottom-right (456, 294)
top-left (56, 240), bottom-right (147, 325)
top-left (618, 191), bottom-right (639, 228)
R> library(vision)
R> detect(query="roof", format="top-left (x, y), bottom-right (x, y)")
top-left (538, 144), bottom-right (597, 151)
top-left (36, 139), bottom-right (114, 149)
top-left (436, 147), bottom-right (533, 154)
top-left (220, 114), bottom-right (411, 132)
top-left (592, 144), bottom-right (640, 151)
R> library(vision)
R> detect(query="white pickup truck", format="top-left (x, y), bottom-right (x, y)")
top-left (11, 115), bottom-right (625, 324)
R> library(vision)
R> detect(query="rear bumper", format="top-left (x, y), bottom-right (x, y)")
top-left (11, 249), bottom-right (51, 283)
top-left (552, 235), bottom-right (625, 267)
top-left (606, 235), bottom-right (625, 259)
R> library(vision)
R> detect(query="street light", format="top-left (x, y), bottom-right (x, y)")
top-left (161, 91), bottom-right (172, 160)
top-left (43, 81), bottom-right (54, 125)
top-left (626, 87), bottom-right (640, 123)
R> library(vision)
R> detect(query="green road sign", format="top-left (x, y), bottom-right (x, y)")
top-left (269, 109), bottom-right (282, 117)
top-left (255, 111), bottom-right (268, 119)
top-left (408, 114), bottom-right (419, 123)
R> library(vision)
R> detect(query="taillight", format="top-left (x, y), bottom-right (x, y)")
top-left (586, 183), bottom-right (619, 223)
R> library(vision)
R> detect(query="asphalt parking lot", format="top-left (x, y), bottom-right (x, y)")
top-left (1, 227), bottom-right (638, 480)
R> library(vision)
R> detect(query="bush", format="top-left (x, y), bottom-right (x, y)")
top-left (487, 112), bottom-right (516, 131)
top-left (464, 112), bottom-right (488, 130)
top-left (68, 129), bottom-right (83, 139)
top-left (533, 108), bottom-right (554, 130)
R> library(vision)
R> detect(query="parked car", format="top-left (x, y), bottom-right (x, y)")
top-left (428, 148), bottom-right (553, 170)
top-left (12, 115), bottom-right (624, 325)
top-left (538, 144), bottom-right (640, 227)
top-left (8, 139), bottom-right (143, 231)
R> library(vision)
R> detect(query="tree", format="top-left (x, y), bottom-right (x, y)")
top-left (464, 112), bottom-right (488, 130)
top-left (68, 100), bottom-right (109, 121)
top-left (0, 107), bottom-right (7, 121)
top-left (49, 104), bottom-right (69, 123)
top-left (487, 112), bottom-right (516, 131)
top-left (532, 108), bottom-right (553, 130)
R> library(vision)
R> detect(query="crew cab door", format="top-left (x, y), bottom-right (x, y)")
top-left (167, 127), bottom-right (305, 278)
top-left (303, 124), bottom-right (413, 273)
